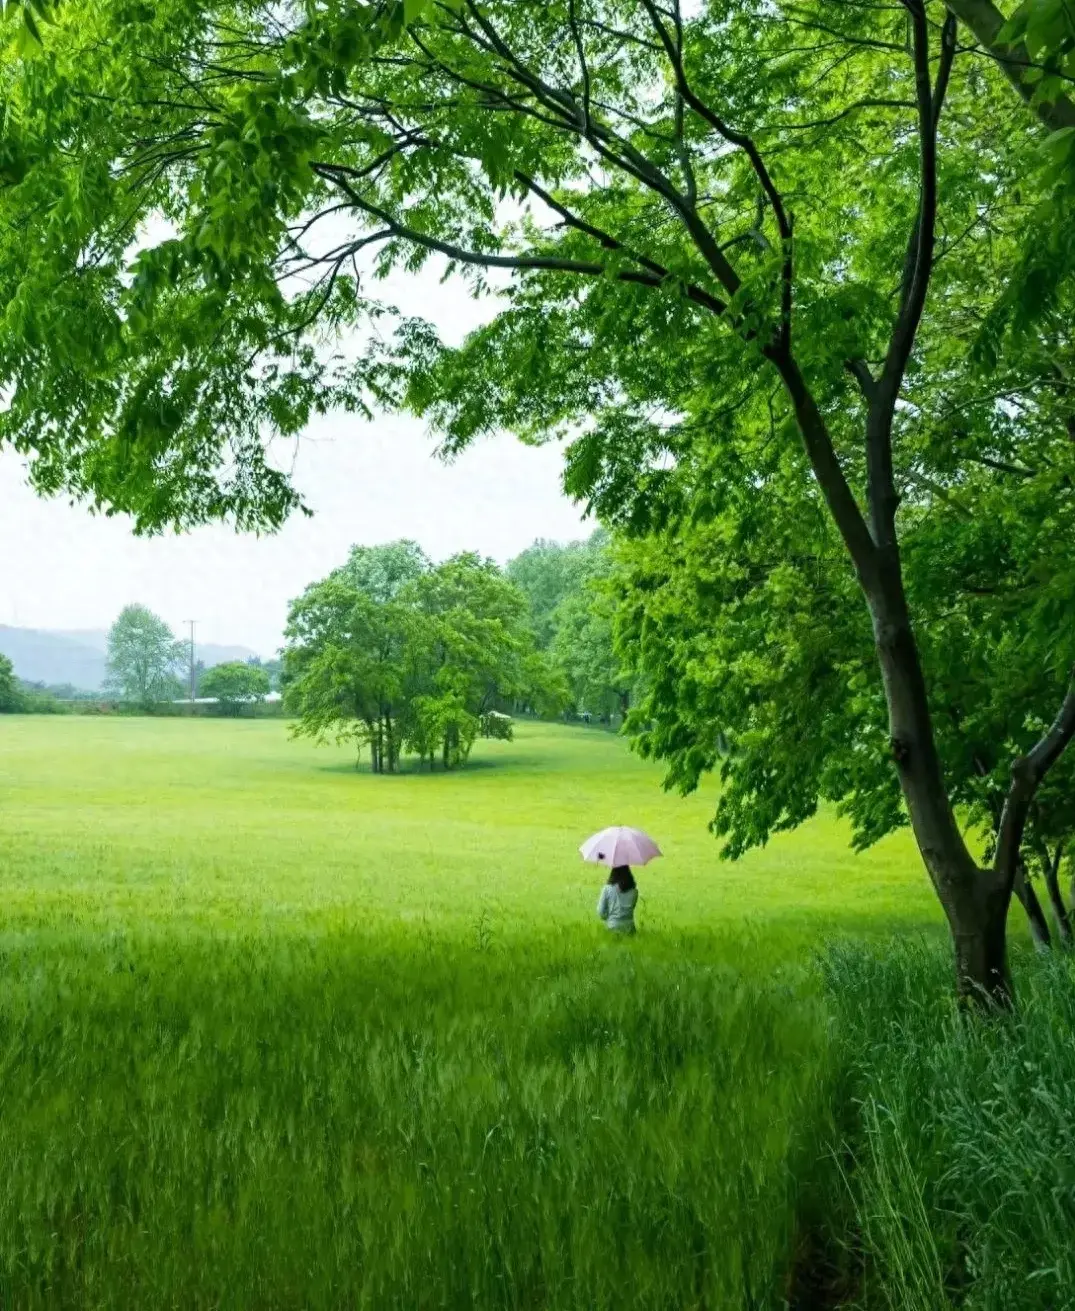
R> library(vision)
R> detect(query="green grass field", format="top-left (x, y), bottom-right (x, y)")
top-left (0, 716), bottom-right (964, 1308)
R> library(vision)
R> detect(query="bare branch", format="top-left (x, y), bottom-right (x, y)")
top-left (311, 163), bottom-right (726, 315)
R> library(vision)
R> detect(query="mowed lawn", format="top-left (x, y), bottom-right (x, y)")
top-left (0, 716), bottom-right (942, 1310)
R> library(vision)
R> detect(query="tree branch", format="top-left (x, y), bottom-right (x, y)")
top-left (995, 669), bottom-right (1075, 890)
top-left (943, 0), bottom-right (1075, 130)
top-left (457, 0), bottom-right (743, 297)
top-left (846, 357), bottom-right (878, 403)
top-left (311, 163), bottom-right (726, 314)
top-left (865, 4), bottom-right (952, 550)
top-left (639, 0), bottom-right (793, 343)
top-left (566, 0), bottom-right (591, 130)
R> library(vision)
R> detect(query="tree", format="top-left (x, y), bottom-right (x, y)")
top-left (284, 578), bottom-right (415, 772)
top-left (284, 544), bottom-right (548, 770)
top-left (199, 661), bottom-right (270, 715)
top-left (404, 553), bottom-right (546, 766)
top-left (105, 605), bottom-right (183, 706)
top-left (337, 540), bottom-right (430, 603)
top-left (507, 536), bottom-right (601, 648)
top-left (0, 653), bottom-right (21, 712)
top-left (553, 578), bottom-right (630, 723)
top-left (5, 1), bottom-right (1075, 998)
top-left (508, 532), bottom-right (628, 718)
top-left (246, 656), bottom-right (283, 692)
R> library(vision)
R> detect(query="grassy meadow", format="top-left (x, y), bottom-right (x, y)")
top-left (2, 716), bottom-right (1071, 1310)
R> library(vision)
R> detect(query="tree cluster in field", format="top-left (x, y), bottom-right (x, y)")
top-left (4, 0), bottom-right (1075, 992)
top-left (282, 542), bottom-right (566, 772)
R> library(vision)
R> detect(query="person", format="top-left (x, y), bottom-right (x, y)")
top-left (597, 865), bottom-right (638, 934)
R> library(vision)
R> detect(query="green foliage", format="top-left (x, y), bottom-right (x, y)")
top-left (611, 418), bottom-right (1075, 866)
top-left (0, 0), bottom-right (1063, 540)
top-left (507, 536), bottom-right (601, 649)
top-left (104, 604), bottom-right (184, 706)
top-left (0, 653), bottom-right (19, 711)
top-left (826, 940), bottom-right (1075, 1310)
top-left (479, 708), bottom-right (514, 740)
top-left (284, 542), bottom-right (554, 770)
top-left (508, 530), bottom-right (631, 720)
top-left (198, 660), bottom-right (270, 714)
top-left (999, 0), bottom-right (1075, 110)
top-left (246, 656), bottom-right (283, 692)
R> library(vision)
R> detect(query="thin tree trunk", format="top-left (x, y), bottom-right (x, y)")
top-left (384, 711), bottom-right (396, 773)
top-left (775, 352), bottom-right (1010, 1002)
top-left (1013, 860), bottom-right (1052, 952)
top-left (1041, 843), bottom-right (1072, 945)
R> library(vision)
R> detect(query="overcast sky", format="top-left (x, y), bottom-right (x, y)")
top-left (0, 268), bottom-right (589, 657)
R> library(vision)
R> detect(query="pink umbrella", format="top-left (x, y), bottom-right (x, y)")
top-left (580, 825), bottom-right (662, 869)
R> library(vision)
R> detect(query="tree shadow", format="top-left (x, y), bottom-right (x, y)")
top-left (312, 752), bottom-right (541, 778)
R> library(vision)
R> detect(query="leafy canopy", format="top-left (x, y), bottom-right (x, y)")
top-left (105, 605), bottom-right (184, 705)
top-left (284, 541), bottom-right (555, 769)
top-left (199, 660), bottom-right (270, 711)
top-left (0, 0), bottom-right (1066, 535)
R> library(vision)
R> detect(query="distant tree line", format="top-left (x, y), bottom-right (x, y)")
top-left (506, 530), bottom-right (632, 726)
top-left (0, 654), bottom-right (68, 714)
top-left (99, 605), bottom-right (279, 712)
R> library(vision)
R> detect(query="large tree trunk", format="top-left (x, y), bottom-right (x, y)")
top-left (1013, 860), bottom-right (1052, 952)
top-left (952, 871), bottom-right (1012, 1005)
top-left (867, 570), bottom-right (1013, 1003)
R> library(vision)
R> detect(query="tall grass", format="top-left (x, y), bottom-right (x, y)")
top-left (0, 926), bottom-right (829, 1309)
top-left (825, 941), bottom-right (1075, 1311)
top-left (6, 717), bottom-right (1068, 1308)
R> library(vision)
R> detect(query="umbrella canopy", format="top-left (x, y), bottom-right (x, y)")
top-left (580, 826), bottom-right (662, 869)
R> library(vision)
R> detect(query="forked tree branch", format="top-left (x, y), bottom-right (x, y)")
top-left (863, 6), bottom-right (955, 551)
top-left (995, 669), bottom-right (1075, 890)
top-left (639, 0), bottom-right (794, 345)
top-left (310, 162), bottom-right (729, 314)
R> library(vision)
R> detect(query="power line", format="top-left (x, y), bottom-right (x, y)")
top-left (183, 620), bottom-right (196, 702)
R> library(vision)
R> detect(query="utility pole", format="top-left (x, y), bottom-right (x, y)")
top-left (184, 620), bottom-right (196, 702)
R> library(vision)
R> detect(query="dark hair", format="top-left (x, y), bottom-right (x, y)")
top-left (608, 865), bottom-right (637, 892)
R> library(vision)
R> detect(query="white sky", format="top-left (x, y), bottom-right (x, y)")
top-left (0, 268), bottom-right (589, 657)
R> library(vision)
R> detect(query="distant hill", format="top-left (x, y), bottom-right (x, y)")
top-left (0, 627), bottom-right (260, 692)
top-left (0, 627), bottom-right (106, 691)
